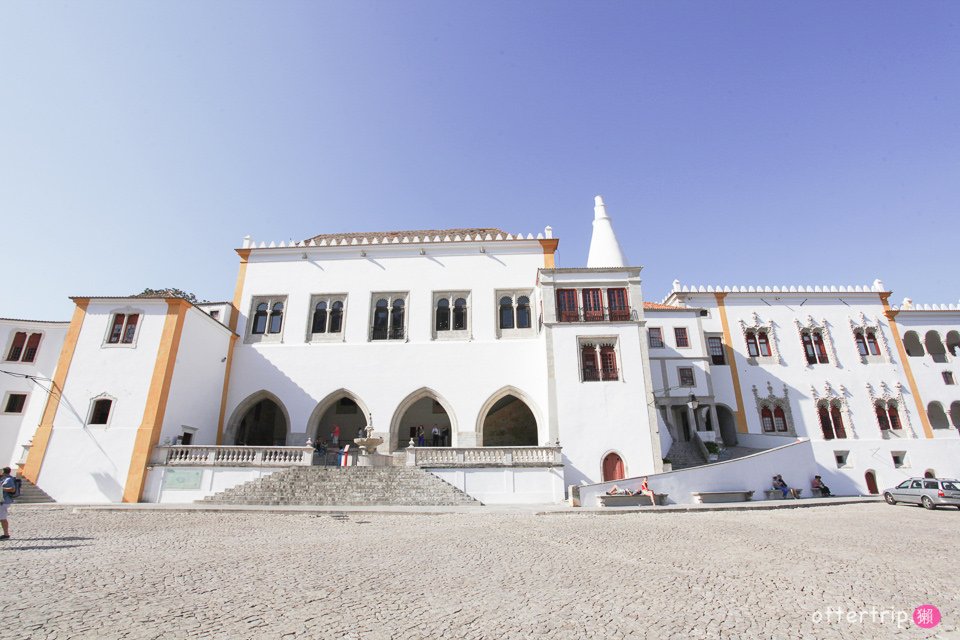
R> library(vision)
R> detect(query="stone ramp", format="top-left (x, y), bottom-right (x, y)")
top-left (200, 466), bottom-right (482, 507)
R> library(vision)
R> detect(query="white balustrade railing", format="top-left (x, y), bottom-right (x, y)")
top-left (406, 446), bottom-right (562, 467)
top-left (151, 446), bottom-right (314, 467)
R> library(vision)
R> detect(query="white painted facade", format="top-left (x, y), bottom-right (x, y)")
top-left (8, 197), bottom-right (960, 505)
top-left (0, 319), bottom-right (68, 469)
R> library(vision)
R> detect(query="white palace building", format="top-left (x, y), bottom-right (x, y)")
top-left (3, 197), bottom-right (959, 506)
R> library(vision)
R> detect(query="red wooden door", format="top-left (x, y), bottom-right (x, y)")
top-left (865, 471), bottom-right (879, 495)
top-left (602, 453), bottom-right (625, 482)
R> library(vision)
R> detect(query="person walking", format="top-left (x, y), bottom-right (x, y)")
top-left (0, 467), bottom-right (16, 540)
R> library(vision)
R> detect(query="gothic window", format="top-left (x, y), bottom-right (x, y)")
top-left (761, 406), bottom-right (774, 432)
top-left (497, 291), bottom-right (535, 337)
top-left (580, 339), bottom-right (620, 382)
top-left (745, 330), bottom-right (771, 357)
top-left (248, 296), bottom-right (286, 342)
top-left (309, 295), bottom-right (346, 340)
top-left (434, 292), bottom-right (469, 339)
top-left (801, 329), bottom-right (829, 365)
top-left (817, 401), bottom-right (847, 440)
top-left (370, 293), bottom-right (407, 341)
top-left (773, 407), bottom-right (787, 432)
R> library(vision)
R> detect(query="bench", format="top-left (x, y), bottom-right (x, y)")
top-left (690, 490), bottom-right (754, 504)
top-left (810, 488), bottom-right (823, 498)
top-left (597, 493), bottom-right (668, 507)
top-left (763, 488), bottom-right (803, 500)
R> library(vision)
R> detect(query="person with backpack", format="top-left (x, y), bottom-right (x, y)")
top-left (0, 467), bottom-right (16, 540)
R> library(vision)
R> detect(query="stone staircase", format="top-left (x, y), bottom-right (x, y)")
top-left (666, 441), bottom-right (706, 470)
top-left (200, 466), bottom-right (482, 506)
top-left (14, 477), bottom-right (55, 504)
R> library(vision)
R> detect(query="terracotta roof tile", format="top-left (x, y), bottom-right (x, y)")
top-left (643, 302), bottom-right (687, 311)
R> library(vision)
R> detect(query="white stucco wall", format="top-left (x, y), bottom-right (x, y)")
top-left (0, 319), bottom-right (68, 468)
top-left (160, 308), bottom-right (234, 446)
top-left (430, 467), bottom-right (565, 504)
top-left (36, 300), bottom-right (170, 502)
top-left (225, 241), bottom-right (551, 453)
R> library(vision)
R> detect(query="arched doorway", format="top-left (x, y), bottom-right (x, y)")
top-left (479, 391), bottom-right (539, 446)
top-left (390, 389), bottom-right (455, 449)
top-left (308, 390), bottom-right (370, 446)
top-left (924, 469), bottom-right (936, 479)
top-left (864, 470), bottom-right (879, 495)
top-left (228, 396), bottom-right (289, 446)
top-left (716, 405), bottom-right (738, 446)
top-left (602, 452), bottom-right (625, 482)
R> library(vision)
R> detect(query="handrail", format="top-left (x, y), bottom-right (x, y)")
top-left (405, 446), bottom-right (563, 467)
top-left (150, 445), bottom-right (315, 467)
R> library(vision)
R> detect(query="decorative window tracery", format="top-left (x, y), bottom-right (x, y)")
top-left (810, 382), bottom-right (855, 440)
top-left (752, 382), bottom-right (795, 435)
top-left (866, 381), bottom-right (915, 438)
top-left (739, 313), bottom-right (780, 363)
top-left (849, 313), bottom-right (892, 364)
top-left (794, 316), bottom-right (837, 367)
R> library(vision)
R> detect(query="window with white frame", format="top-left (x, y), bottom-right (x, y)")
top-left (678, 367), bottom-right (695, 387)
top-left (102, 312), bottom-right (142, 347)
top-left (370, 293), bottom-right (408, 341)
top-left (496, 291), bottom-right (535, 337)
top-left (674, 327), bottom-right (690, 348)
top-left (308, 294), bottom-right (346, 341)
top-left (580, 339), bottom-right (619, 382)
top-left (5, 331), bottom-right (43, 362)
top-left (740, 313), bottom-right (778, 363)
top-left (2, 393), bottom-right (27, 414)
top-left (88, 396), bottom-right (114, 426)
top-left (752, 382), bottom-right (795, 436)
top-left (247, 296), bottom-right (287, 343)
top-left (433, 292), bottom-right (470, 339)
top-left (648, 327), bottom-right (664, 349)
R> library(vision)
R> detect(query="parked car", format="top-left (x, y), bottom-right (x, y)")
top-left (883, 478), bottom-right (960, 510)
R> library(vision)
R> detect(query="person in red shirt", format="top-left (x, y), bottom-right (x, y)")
top-left (331, 424), bottom-right (341, 446)
top-left (640, 477), bottom-right (658, 506)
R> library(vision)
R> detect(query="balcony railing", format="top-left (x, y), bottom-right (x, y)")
top-left (150, 445), bottom-right (315, 467)
top-left (406, 446), bottom-right (563, 468)
top-left (557, 306), bottom-right (637, 323)
top-left (582, 368), bottom-right (618, 382)
top-left (371, 326), bottom-right (406, 340)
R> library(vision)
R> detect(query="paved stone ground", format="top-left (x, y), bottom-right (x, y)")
top-left (0, 503), bottom-right (956, 639)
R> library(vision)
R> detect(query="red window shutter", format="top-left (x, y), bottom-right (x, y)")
top-left (876, 404), bottom-right (890, 430)
top-left (122, 314), bottom-right (139, 344)
top-left (888, 405), bottom-right (902, 430)
top-left (109, 315), bottom-right (125, 343)
top-left (813, 332), bottom-right (829, 364)
top-left (818, 405), bottom-right (834, 440)
top-left (607, 288), bottom-right (629, 321)
top-left (583, 289), bottom-right (603, 322)
top-left (773, 407), bottom-right (787, 431)
top-left (557, 289), bottom-right (579, 322)
top-left (802, 333), bottom-right (816, 364)
top-left (758, 331), bottom-right (771, 357)
top-left (745, 331), bottom-right (759, 357)
top-left (600, 346), bottom-right (618, 381)
top-left (22, 333), bottom-right (42, 362)
top-left (855, 331), bottom-right (868, 356)
top-left (7, 332), bottom-right (27, 361)
top-left (866, 331), bottom-right (880, 356)
top-left (761, 407), bottom-right (774, 432)
top-left (581, 346), bottom-right (599, 381)
top-left (830, 404), bottom-right (846, 439)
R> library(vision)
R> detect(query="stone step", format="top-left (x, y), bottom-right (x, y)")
top-left (201, 466), bottom-right (481, 507)
top-left (13, 477), bottom-right (55, 504)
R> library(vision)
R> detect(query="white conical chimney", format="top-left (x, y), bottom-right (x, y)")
top-left (586, 195), bottom-right (628, 268)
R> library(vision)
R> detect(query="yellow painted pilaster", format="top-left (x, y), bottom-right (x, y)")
top-left (882, 295), bottom-right (934, 439)
top-left (122, 299), bottom-right (188, 502)
top-left (22, 300), bottom-right (88, 483)
top-left (538, 239), bottom-right (559, 268)
top-left (715, 293), bottom-right (750, 433)
top-left (215, 249), bottom-right (250, 444)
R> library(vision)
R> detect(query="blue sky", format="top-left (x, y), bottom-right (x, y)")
top-left (2, 2), bottom-right (958, 319)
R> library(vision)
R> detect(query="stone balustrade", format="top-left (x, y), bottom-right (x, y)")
top-left (150, 446), bottom-right (315, 467)
top-left (405, 446), bottom-right (563, 468)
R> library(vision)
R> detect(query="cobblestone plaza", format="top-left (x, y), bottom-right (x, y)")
top-left (2, 504), bottom-right (956, 639)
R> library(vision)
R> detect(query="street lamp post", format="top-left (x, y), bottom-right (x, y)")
top-left (687, 393), bottom-right (700, 433)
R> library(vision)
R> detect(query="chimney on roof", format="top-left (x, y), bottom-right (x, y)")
top-left (586, 195), bottom-right (628, 268)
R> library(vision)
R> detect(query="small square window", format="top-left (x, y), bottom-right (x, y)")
top-left (678, 367), bottom-right (695, 387)
top-left (89, 398), bottom-right (113, 425)
top-left (943, 371), bottom-right (955, 385)
top-left (891, 451), bottom-right (907, 468)
top-left (834, 450), bottom-right (849, 468)
top-left (674, 327), bottom-right (690, 348)
top-left (3, 393), bottom-right (27, 414)
top-left (648, 328), bottom-right (664, 349)
top-left (209, 310), bottom-right (220, 320)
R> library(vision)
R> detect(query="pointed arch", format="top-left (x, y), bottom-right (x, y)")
top-left (306, 388), bottom-right (372, 443)
top-left (388, 387), bottom-right (458, 450)
top-left (475, 386), bottom-right (543, 446)
top-left (224, 390), bottom-right (291, 446)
